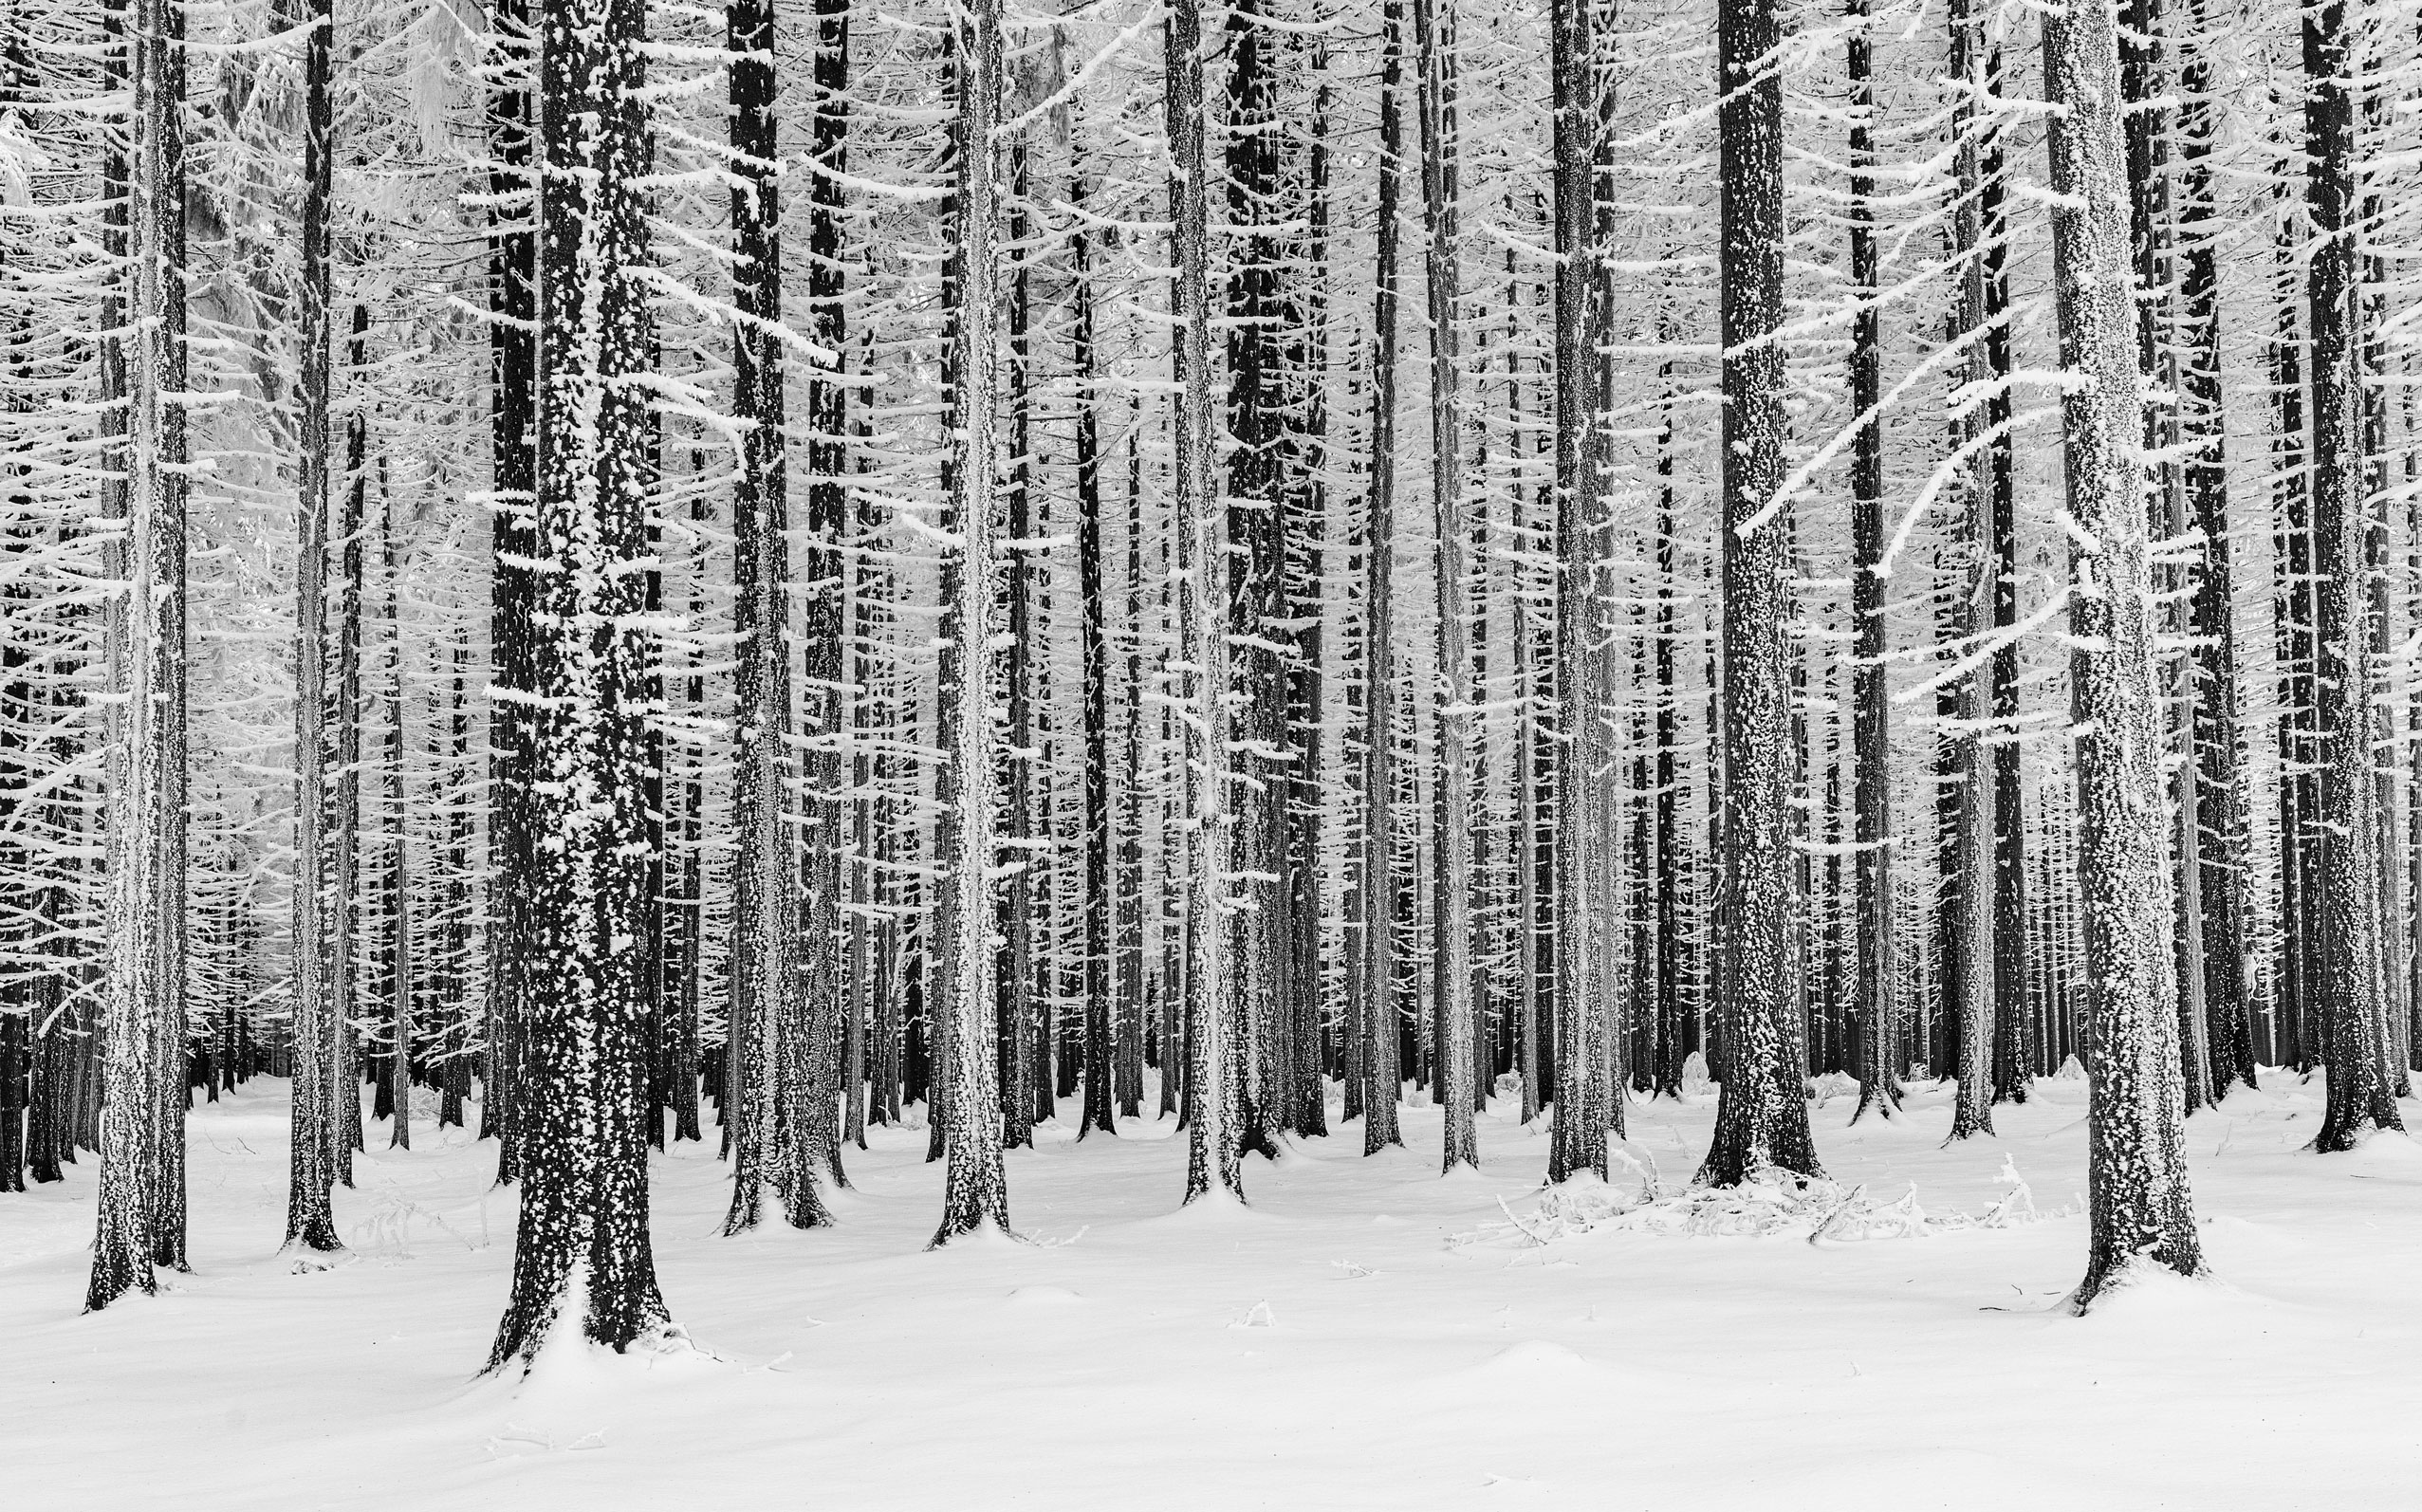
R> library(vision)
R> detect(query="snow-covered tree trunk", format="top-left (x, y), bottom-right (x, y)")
top-left (1846, 0), bottom-right (1897, 1123)
top-left (1545, 0), bottom-right (1604, 1187)
top-left (2042, 0), bottom-right (2202, 1308)
top-left (1173, 0), bottom-right (1239, 1203)
top-left (2173, 0), bottom-right (2252, 1097)
top-left (719, 0), bottom-right (825, 1234)
top-left (1074, 208), bottom-right (1118, 1139)
top-left (283, 0), bottom-right (342, 1256)
top-left (1414, 0), bottom-right (1476, 1172)
top-left (2304, 0), bottom-right (2404, 1151)
top-left (382, 489), bottom-right (412, 1153)
top-left (1359, 0), bottom-right (1406, 1156)
top-left (88, 0), bottom-right (192, 1311)
top-left (798, 0), bottom-right (854, 1194)
top-left (482, 0), bottom-right (537, 1187)
top-left (932, 0), bottom-right (1012, 1241)
top-left (1699, 0), bottom-right (1820, 1189)
top-left (485, 0), bottom-right (676, 1368)
top-left (1944, 0), bottom-right (1997, 1141)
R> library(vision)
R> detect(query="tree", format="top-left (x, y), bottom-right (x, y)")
top-left (1545, 0), bottom-right (1603, 1188)
top-left (283, 0), bottom-right (342, 1259)
top-left (2043, 0), bottom-right (2202, 1310)
top-left (1359, 0), bottom-right (1406, 1157)
top-left (1845, 0), bottom-right (1897, 1123)
top-left (932, 0), bottom-right (1012, 1243)
top-left (486, 0), bottom-right (678, 1368)
top-left (1173, 0), bottom-right (1239, 1205)
top-left (718, 0), bottom-right (825, 1236)
top-left (2303, 0), bottom-right (2404, 1152)
top-left (87, 0), bottom-right (192, 1313)
top-left (1700, 0), bottom-right (1820, 1189)
top-left (1414, 0), bottom-right (1476, 1173)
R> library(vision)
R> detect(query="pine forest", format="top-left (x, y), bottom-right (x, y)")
top-left (1, 0), bottom-right (2417, 1502)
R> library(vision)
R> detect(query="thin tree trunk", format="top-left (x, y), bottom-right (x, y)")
top-left (284, 0), bottom-right (342, 1255)
top-left (1545, 0), bottom-right (1604, 1187)
top-left (1846, 0), bottom-right (1897, 1122)
top-left (933, 0), bottom-right (1012, 1240)
top-left (1173, 0), bottom-right (1240, 1204)
top-left (1414, 0), bottom-right (1476, 1172)
top-left (1359, 0), bottom-right (1405, 1155)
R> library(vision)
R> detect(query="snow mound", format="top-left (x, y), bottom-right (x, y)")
top-left (1003, 1285), bottom-right (1084, 1307)
top-left (1468, 1340), bottom-right (1599, 1382)
top-left (1454, 1155), bottom-right (2065, 1251)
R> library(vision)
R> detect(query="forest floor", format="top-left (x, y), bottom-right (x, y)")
top-left (4, 1068), bottom-right (2417, 1511)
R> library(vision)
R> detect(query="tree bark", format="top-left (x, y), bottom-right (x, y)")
top-left (1700, 0), bottom-right (1820, 1188)
top-left (933, 0), bottom-right (1013, 1240)
top-left (2304, 0), bottom-right (2404, 1151)
top-left (284, 0), bottom-right (342, 1255)
top-left (486, 0), bottom-right (676, 1367)
top-left (2043, 0), bottom-right (2203, 1308)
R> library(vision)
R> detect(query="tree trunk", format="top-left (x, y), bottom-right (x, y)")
top-left (1359, 0), bottom-right (1405, 1155)
top-left (1846, 0), bottom-right (1897, 1122)
top-left (2304, 0), bottom-right (2404, 1151)
top-left (284, 0), bottom-right (342, 1255)
top-left (1545, 0), bottom-right (1604, 1187)
top-left (932, 0), bottom-right (1012, 1240)
top-left (88, 0), bottom-right (191, 1311)
top-left (482, 0), bottom-right (537, 1186)
top-left (486, 0), bottom-right (676, 1367)
top-left (1173, 0), bottom-right (1240, 1204)
top-left (1414, 0), bottom-right (1476, 1172)
top-left (1700, 0), bottom-right (1821, 1188)
top-left (2174, 0), bottom-right (2252, 1096)
top-left (2043, 0), bottom-right (2203, 1308)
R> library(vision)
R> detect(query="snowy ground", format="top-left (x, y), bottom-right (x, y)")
top-left (5, 1070), bottom-right (2417, 1511)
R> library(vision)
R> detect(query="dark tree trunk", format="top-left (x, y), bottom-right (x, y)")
top-left (487, 0), bottom-right (675, 1368)
top-left (1700, 0), bottom-right (1820, 1188)
top-left (284, 0), bottom-right (342, 1254)
top-left (482, 0), bottom-right (537, 1187)
top-left (1359, 0), bottom-right (1406, 1156)
top-left (2304, 0), bottom-right (2404, 1151)
top-left (1846, 0), bottom-right (1897, 1122)
top-left (2174, 0), bottom-right (2253, 1096)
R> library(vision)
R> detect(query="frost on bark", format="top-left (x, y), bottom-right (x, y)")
top-left (1944, 0), bottom-right (1996, 1141)
top-left (797, 0), bottom-right (854, 1195)
top-left (89, 0), bottom-right (191, 1312)
top-left (1699, 0), bottom-right (1820, 1189)
top-left (1358, 0), bottom-right (1406, 1157)
top-left (2173, 0), bottom-right (2253, 1096)
top-left (486, 0), bottom-right (676, 1369)
top-left (932, 0), bottom-right (1012, 1243)
top-left (1845, 0), bottom-right (1897, 1123)
top-left (483, 0), bottom-right (537, 1188)
top-left (283, 0), bottom-right (342, 1258)
top-left (2042, 0), bottom-right (2201, 1309)
top-left (718, 0), bottom-right (828, 1236)
top-left (1172, 0), bottom-right (1241, 1205)
top-left (2303, 0), bottom-right (2404, 1152)
top-left (1073, 205), bottom-right (1118, 1140)
top-left (1545, 0), bottom-right (1606, 1187)
top-left (1414, 0), bottom-right (1476, 1173)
